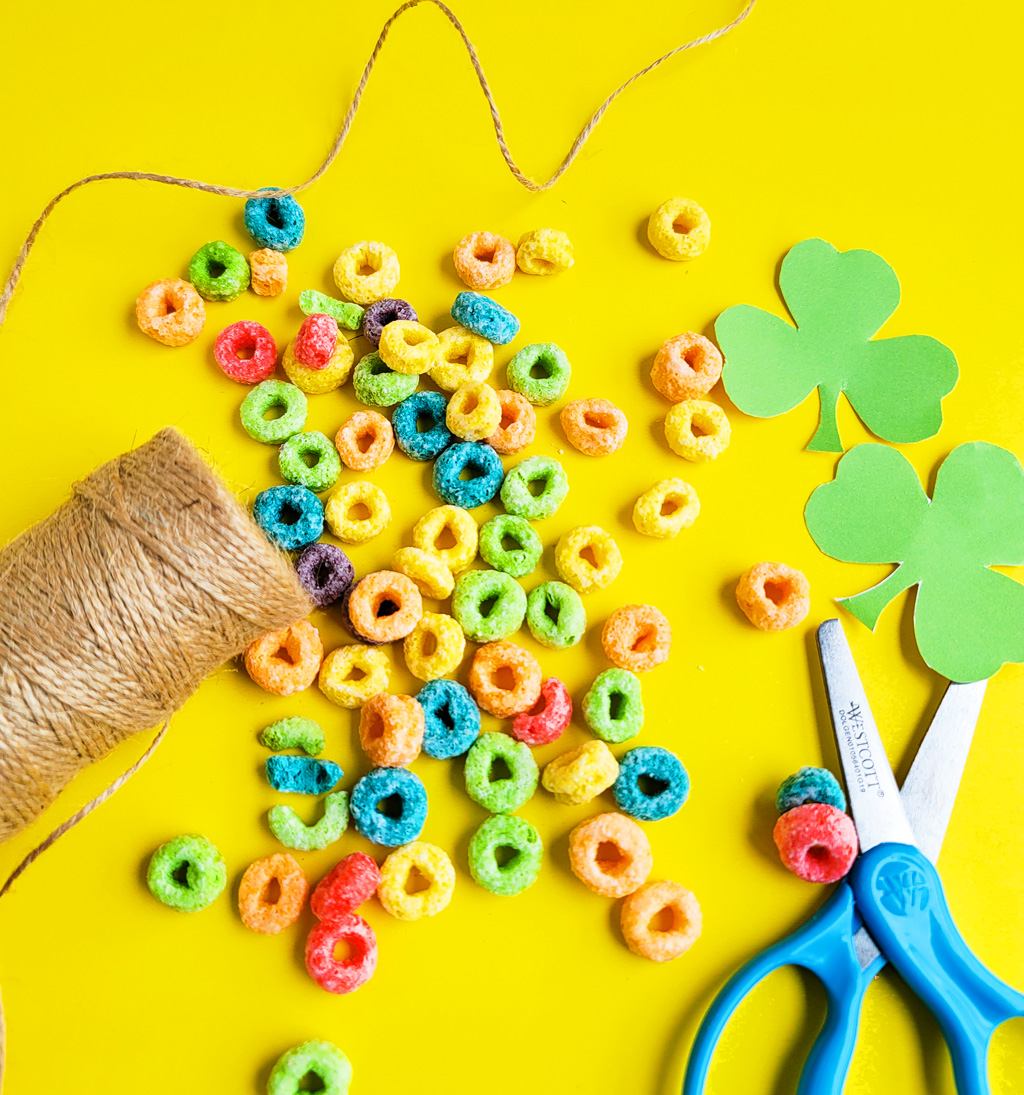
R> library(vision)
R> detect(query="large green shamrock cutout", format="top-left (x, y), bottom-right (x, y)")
top-left (717, 239), bottom-right (959, 452)
top-left (805, 442), bottom-right (1024, 682)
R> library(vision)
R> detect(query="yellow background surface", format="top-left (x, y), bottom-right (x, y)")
top-left (1, 1), bottom-right (1023, 1091)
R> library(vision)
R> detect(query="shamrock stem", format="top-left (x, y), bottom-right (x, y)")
top-left (808, 382), bottom-right (844, 452)
top-left (839, 565), bottom-right (921, 631)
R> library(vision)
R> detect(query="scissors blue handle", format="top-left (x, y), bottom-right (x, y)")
top-left (683, 885), bottom-right (884, 1095)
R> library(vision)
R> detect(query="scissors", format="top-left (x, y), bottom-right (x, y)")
top-left (682, 618), bottom-right (1024, 1095)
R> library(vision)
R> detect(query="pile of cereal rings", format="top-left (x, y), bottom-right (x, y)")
top-left (772, 766), bottom-right (858, 884)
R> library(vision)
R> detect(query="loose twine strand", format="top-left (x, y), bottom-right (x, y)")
top-left (0, 0), bottom-right (756, 330)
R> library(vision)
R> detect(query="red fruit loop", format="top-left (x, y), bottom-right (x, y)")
top-left (214, 321), bottom-right (277, 384)
top-left (311, 852), bottom-right (381, 921)
top-left (511, 677), bottom-right (572, 746)
top-left (773, 803), bottom-right (858, 884)
top-left (295, 313), bottom-right (339, 369)
top-left (305, 914), bottom-right (378, 994)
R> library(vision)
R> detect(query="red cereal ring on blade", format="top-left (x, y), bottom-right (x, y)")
top-left (295, 313), bottom-right (340, 370)
top-left (237, 853), bottom-right (309, 934)
top-left (214, 321), bottom-right (278, 384)
top-left (305, 913), bottom-right (377, 994)
top-left (511, 677), bottom-right (572, 745)
top-left (773, 803), bottom-right (858, 883)
top-left (601, 604), bottom-right (672, 672)
top-left (311, 852), bottom-right (382, 920)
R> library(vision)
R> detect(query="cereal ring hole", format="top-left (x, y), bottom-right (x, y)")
top-left (529, 360), bottom-right (552, 379)
top-left (261, 877), bottom-right (282, 905)
top-left (348, 501), bottom-right (371, 521)
top-left (579, 544), bottom-right (600, 569)
top-left (459, 464), bottom-right (484, 482)
top-left (649, 905), bottom-right (677, 933)
top-left (489, 756), bottom-right (513, 782)
top-left (377, 794), bottom-right (405, 819)
top-left (806, 844), bottom-right (832, 866)
top-left (171, 860), bottom-right (191, 886)
top-left (596, 841), bottom-right (627, 874)
top-left (433, 524), bottom-right (458, 550)
top-left (405, 866), bottom-right (431, 894)
top-left (583, 411), bottom-right (616, 430)
top-left (363, 709), bottom-right (385, 742)
top-left (492, 665), bottom-right (516, 691)
top-left (473, 243), bottom-right (497, 263)
top-left (404, 329), bottom-right (428, 347)
top-left (764, 579), bottom-right (791, 605)
top-left (660, 496), bottom-right (681, 516)
top-left (502, 532), bottom-right (524, 552)
top-left (478, 594), bottom-right (500, 618)
top-left (690, 418), bottom-right (709, 438)
top-left (637, 774), bottom-right (670, 798)
top-left (420, 630), bottom-right (438, 656)
top-left (494, 845), bottom-right (520, 869)
top-left (416, 413), bottom-right (437, 433)
top-left (358, 257), bottom-right (381, 277)
top-left (632, 628), bottom-right (657, 653)
top-left (208, 259), bottom-right (226, 279)
top-left (672, 213), bottom-right (699, 236)
top-left (374, 596), bottom-right (400, 618)
top-left (332, 938), bottom-right (356, 962)
top-left (607, 692), bottom-right (626, 720)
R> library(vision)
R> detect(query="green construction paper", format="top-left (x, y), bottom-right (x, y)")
top-left (717, 239), bottom-right (959, 452)
top-left (804, 442), bottom-right (1024, 682)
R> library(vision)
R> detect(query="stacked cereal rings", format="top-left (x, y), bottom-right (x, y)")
top-left (773, 767), bottom-right (857, 883)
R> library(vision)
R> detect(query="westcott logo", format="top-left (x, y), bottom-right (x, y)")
top-left (837, 701), bottom-right (884, 798)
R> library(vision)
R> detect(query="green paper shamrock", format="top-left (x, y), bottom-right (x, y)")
top-left (717, 238), bottom-right (959, 452)
top-left (805, 442), bottom-right (1024, 682)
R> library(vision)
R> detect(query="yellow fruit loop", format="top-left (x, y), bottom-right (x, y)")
top-left (404, 612), bottom-right (466, 682)
top-left (249, 249), bottom-right (288, 297)
top-left (412, 505), bottom-right (478, 574)
top-left (516, 228), bottom-right (574, 276)
top-left (555, 526), bottom-right (622, 594)
top-left (664, 400), bottom-right (731, 463)
top-left (333, 240), bottom-right (400, 305)
top-left (542, 740), bottom-right (619, 806)
top-left (325, 481), bottom-right (391, 544)
top-left (633, 478), bottom-right (700, 539)
top-left (620, 880), bottom-right (702, 961)
top-left (431, 325), bottom-right (494, 392)
top-left (135, 278), bottom-right (205, 347)
top-left (392, 546), bottom-right (455, 599)
top-left (318, 644), bottom-right (390, 708)
top-left (735, 561), bottom-right (811, 632)
top-left (378, 321), bottom-right (441, 376)
top-left (237, 853), bottom-right (308, 934)
top-left (283, 338), bottom-right (354, 395)
top-left (568, 812), bottom-right (653, 898)
top-left (446, 382), bottom-right (502, 441)
top-left (647, 197), bottom-right (711, 261)
top-left (359, 691), bottom-right (424, 767)
top-left (245, 619), bottom-right (323, 696)
top-left (453, 231), bottom-right (517, 290)
top-left (377, 841), bottom-right (455, 920)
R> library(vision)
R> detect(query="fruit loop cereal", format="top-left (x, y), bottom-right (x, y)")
top-left (651, 332), bottom-right (723, 402)
top-left (325, 481), bottom-right (391, 543)
top-left (363, 297), bottom-right (418, 346)
top-left (147, 834), bottom-right (226, 912)
top-left (294, 313), bottom-right (339, 370)
top-left (305, 914), bottom-right (377, 994)
top-left (506, 342), bottom-right (571, 405)
top-left (352, 351), bottom-right (418, 406)
top-left (511, 677), bottom-right (571, 746)
top-left (333, 240), bottom-right (400, 305)
top-left (245, 620), bottom-right (323, 696)
top-left (432, 441), bottom-right (505, 509)
top-left (359, 691), bottom-right (424, 767)
top-left (299, 289), bottom-right (364, 331)
top-left (282, 337), bottom-right (355, 395)
top-left (403, 612), bottom-right (465, 681)
top-left (453, 231), bottom-right (517, 290)
top-left (525, 581), bottom-right (586, 648)
top-left (432, 325), bottom-right (494, 391)
top-left (568, 812), bottom-right (653, 898)
top-left (392, 548), bottom-right (455, 600)
top-left (267, 1041), bottom-right (352, 1095)
top-left (560, 398), bottom-right (628, 456)
top-left (584, 668), bottom-right (644, 743)
top-left (253, 485), bottom-right (323, 550)
top-left (664, 400), bottom-right (731, 462)
top-left (555, 526), bottom-right (622, 593)
top-left (777, 767), bottom-right (847, 813)
top-left (450, 291), bottom-right (519, 345)
top-left (500, 456), bottom-right (569, 520)
top-left (335, 410), bottom-right (394, 473)
top-left (417, 679), bottom-right (480, 759)
top-left (773, 803), bottom-right (858, 883)
top-left (516, 228), bottom-right (574, 276)
top-left (543, 740), bottom-right (619, 806)
top-left (135, 278), bottom-right (205, 347)
top-left (378, 842), bottom-right (455, 920)
top-left (344, 571), bottom-right (423, 644)
top-left (620, 881), bottom-right (702, 962)
top-left (214, 321), bottom-right (277, 384)
top-left (188, 240), bottom-right (249, 301)
top-left (318, 644), bottom-right (390, 708)
top-left (261, 716), bottom-right (325, 755)
top-left (446, 382), bottom-right (502, 441)
top-left (249, 249), bottom-right (288, 297)
top-left (412, 505), bottom-right (478, 573)
top-left (240, 379), bottom-right (307, 444)
top-left (295, 543), bottom-right (354, 608)
top-left (265, 755), bottom-right (343, 794)
top-left (467, 641), bottom-right (542, 717)
top-left (736, 561), bottom-right (811, 632)
top-left (487, 390), bottom-right (536, 454)
top-left (464, 732), bottom-right (539, 813)
top-left (479, 514), bottom-right (543, 578)
top-left (392, 392), bottom-right (454, 461)
top-left (311, 852), bottom-right (381, 920)
top-left (647, 197), bottom-right (711, 261)
top-left (614, 747), bottom-right (689, 821)
top-left (379, 321), bottom-right (440, 376)
top-left (269, 792), bottom-right (350, 852)
top-left (237, 853), bottom-right (308, 934)
top-left (452, 570), bottom-right (527, 642)
top-left (633, 478), bottom-right (700, 539)
top-left (350, 767), bottom-right (428, 846)
top-left (279, 431), bottom-right (342, 493)
top-left (601, 604), bottom-right (672, 673)
top-left (243, 189), bottom-right (305, 252)
top-left (468, 814), bottom-right (543, 896)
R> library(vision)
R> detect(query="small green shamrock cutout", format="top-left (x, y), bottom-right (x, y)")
top-left (717, 238), bottom-right (959, 452)
top-left (805, 442), bottom-right (1024, 682)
